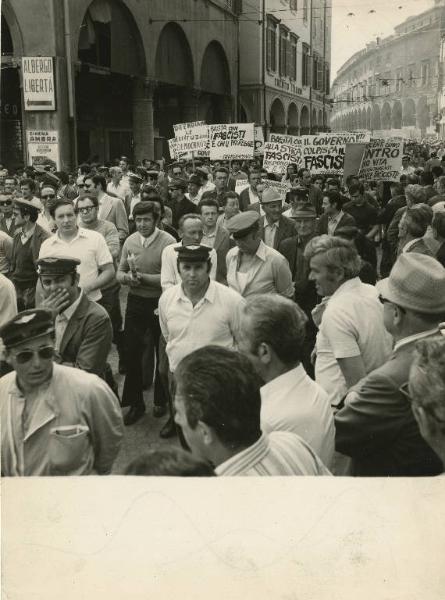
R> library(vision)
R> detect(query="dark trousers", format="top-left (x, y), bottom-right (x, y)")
top-left (98, 284), bottom-right (123, 343)
top-left (168, 370), bottom-right (189, 450)
top-left (121, 294), bottom-right (165, 410)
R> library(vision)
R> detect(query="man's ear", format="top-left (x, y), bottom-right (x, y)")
top-left (256, 341), bottom-right (272, 366)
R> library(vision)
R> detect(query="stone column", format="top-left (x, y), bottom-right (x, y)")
top-left (132, 78), bottom-right (156, 162)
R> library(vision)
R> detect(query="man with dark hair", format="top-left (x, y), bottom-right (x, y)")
top-left (335, 253), bottom-right (445, 476)
top-left (141, 188), bottom-right (179, 241)
top-left (378, 182), bottom-right (407, 277)
top-left (212, 167), bottom-right (229, 207)
top-left (317, 191), bottom-right (356, 235)
top-left (199, 196), bottom-right (233, 284)
top-left (117, 201), bottom-right (176, 425)
top-left (159, 245), bottom-right (244, 439)
top-left (239, 170), bottom-right (261, 211)
top-left (11, 198), bottom-right (50, 310)
top-left (84, 174), bottom-right (128, 243)
top-left (185, 174), bottom-right (202, 206)
top-left (174, 345), bottom-right (330, 476)
top-left (343, 183), bottom-right (378, 237)
top-left (237, 295), bottom-right (334, 467)
top-left (326, 178), bottom-right (342, 192)
top-left (37, 256), bottom-right (112, 378)
top-left (217, 191), bottom-right (240, 231)
top-left (124, 448), bottom-right (215, 476)
top-left (258, 188), bottom-right (296, 251)
top-left (39, 199), bottom-right (114, 303)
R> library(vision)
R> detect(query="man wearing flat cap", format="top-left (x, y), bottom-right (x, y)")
top-left (226, 211), bottom-right (294, 298)
top-left (159, 245), bottom-right (244, 438)
top-left (257, 187), bottom-right (296, 251)
top-left (335, 253), bottom-right (445, 477)
top-left (0, 309), bottom-right (123, 476)
top-left (10, 197), bottom-right (50, 310)
top-left (37, 256), bottom-right (113, 378)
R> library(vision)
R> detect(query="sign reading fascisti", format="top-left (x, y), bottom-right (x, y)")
top-left (22, 57), bottom-right (56, 111)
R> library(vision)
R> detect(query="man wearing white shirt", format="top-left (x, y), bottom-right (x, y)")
top-left (305, 235), bottom-right (393, 408)
top-left (237, 294), bottom-right (335, 467)
top-left (39, 199), bottom-right (114, 302)
top-left (107, 166), bottom-right (129, 200)
top-left (161, 213), bottom-right (217, 290)
top-left (84, 174), bottom-right (128, 243)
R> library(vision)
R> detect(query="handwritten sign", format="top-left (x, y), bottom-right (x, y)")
top-left (235, 178), bottom-right (249, 194)
top-left (209, 123), bottom-right (255, 160)
top-left (301, 134), bottom-right (352, 175)
top-left (22, 57), bottom-right (55, 111)
top-left (263, 142), bottom-right (303, 175)
top-left (262, 178), bottom-right (290, 200)
top-left (26, 130), bottom-right (60, 169)
top-left (358, 138), bottom-right (404, 181)
top-left (173, 121), bottom-right (209, 157)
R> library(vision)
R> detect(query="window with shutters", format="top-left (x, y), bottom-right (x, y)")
top-left (279, 26), bottom-right (289, 77)
top-left (313, 54), bottom-right (323, 90)
top-left (325, 64), bottom-right (330, 94)
top-left (266, 17), bottom-right (277, 72)
top-left (289, 34), bottom-right (298, 80)
top-left (302, 43), bottom-right (310, 86)
top-left (303, 0), bottom-right (308, 23)
top-left (421, 61), bottom-right (430, 86)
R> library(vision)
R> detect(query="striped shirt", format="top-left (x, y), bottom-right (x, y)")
top-left (214, 432), bottom-right (331, 476)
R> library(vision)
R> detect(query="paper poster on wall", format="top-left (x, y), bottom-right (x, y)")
top-left (209, 123), bottom-right (255, 160)
top-left (26, 130), bottom-right (60, 169)
top-left (358, 138), bottom-right (404, 181)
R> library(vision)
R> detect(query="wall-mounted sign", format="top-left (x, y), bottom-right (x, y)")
top-left (26, 130), bottom-right (60, 170)
top-left (22, 57), bottom-right (56, 111)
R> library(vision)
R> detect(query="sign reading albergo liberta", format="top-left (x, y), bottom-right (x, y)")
top-left (22, 57), bottom-right (56, 111)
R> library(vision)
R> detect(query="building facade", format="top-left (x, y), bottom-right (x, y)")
top-left (1, 0), bottom-right (239, 170)
top-left (330, 0), bottom-right (445, 140)
top-left (239, 0), bottom-right (331, 137)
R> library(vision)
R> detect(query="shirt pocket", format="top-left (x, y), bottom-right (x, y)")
top-left (49, 425), bottom-right (90, 475)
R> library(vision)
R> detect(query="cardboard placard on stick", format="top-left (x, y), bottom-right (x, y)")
top-left (358, 138), bottom-right (403, 181)
top-left (209, 123), bottom-right (255, 160)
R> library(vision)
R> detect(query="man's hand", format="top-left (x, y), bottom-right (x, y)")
top-left (41, 289), bottom-right (71, 315)
top-left (127, 272), bottom-right (141, 287)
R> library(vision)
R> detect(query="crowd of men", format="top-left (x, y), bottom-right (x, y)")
top-left (0, 147), bottom-right (444, 477)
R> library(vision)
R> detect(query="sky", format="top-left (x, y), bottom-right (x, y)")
top-left (331, 0), bottom-right (436, 80)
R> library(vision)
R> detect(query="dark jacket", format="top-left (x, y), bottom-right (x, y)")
top-left (0, 216), bottom-right (18, 237)
top-left (239, 187), bottom-right (256, 211)
top-left (278, 234), bottom-right (318, 313)
top-left (58, 293), bottom-right (113, 378)
top-left (335, 334), bottom-right (443, 477)
top-left (259, 215), bottom-right (296, 251)
top-left (171, 196), bottom-right (199, 230)
top-left (213, 226), bottom-right (235, 284)
top-left (317, 211), bottom-right (356, 235)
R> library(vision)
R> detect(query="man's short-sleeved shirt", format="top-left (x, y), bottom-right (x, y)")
top-left (315, 277), bottom-right (393, 407)
top-left (38, 228), bottom-right (113, 302)
top-left (159, 280), bottom-right (244, 373)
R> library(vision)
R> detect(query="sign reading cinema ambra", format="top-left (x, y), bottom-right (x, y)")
top-left (22, 57), bottom-right (56, 111)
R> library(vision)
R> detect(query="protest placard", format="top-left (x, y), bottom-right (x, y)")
top-left (263, 141), bottom-right (303, 175)
top-left (301, 133), bottom-right (352, 175)
top-left (173, 121), bottom-right (209, 157)
top-left (235, 178), bottom-right (249, 194)
top-left (268, 133), bottom-right (303, 147)
top-left (343, 143), bottom-right (367, 183)
top-left (262, 178), bottom-right (290, 200)
top-left (254, 126), bottom-right (264, 156)
top-left (358, 138), bottom-right (403, 181)
top-left (209, 123), bottom-right (255, 160)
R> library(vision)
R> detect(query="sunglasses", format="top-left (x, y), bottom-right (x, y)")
top-left (41, 194), bottom-right (56, 200)
top-left (77, 184), bottom-right (85, 188)
top-left (0, 200), bottom-right (12, 206)
top-left (13, 345), bottom-right (54, 364)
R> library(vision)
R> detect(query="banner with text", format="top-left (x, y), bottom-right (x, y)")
top-left (209, 123), bottom-right (255, 160)
top-left (300, 133), bottom-right (358, 175)
top-left (263, 141), bottom-right (303, 175)
top-left (358, 138), bottom-right (404, 181)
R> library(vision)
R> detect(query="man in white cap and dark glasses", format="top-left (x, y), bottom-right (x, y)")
top-left (335, 253), bottom-right (445, 477)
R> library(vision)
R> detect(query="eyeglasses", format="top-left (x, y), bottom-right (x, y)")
top-left (41, 195), bottom-right (56, 200)
top-left (13, 346), bottom-right (54, 364)
top-left (77, 206), bottom-right (95, 214)
top-left (77, 184), bottom-right (85, 188)
top-left (0, 200), bottom-right (12, 206)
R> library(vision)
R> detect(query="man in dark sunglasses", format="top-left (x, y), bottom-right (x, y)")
top-left (0, 308), bottom-right (123, 476)
top-left (0, 194), bottom-right (17, 237)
